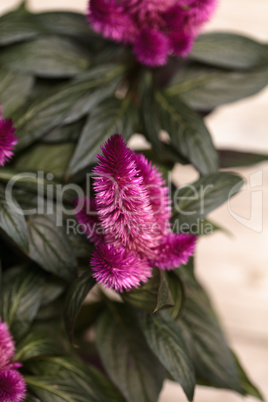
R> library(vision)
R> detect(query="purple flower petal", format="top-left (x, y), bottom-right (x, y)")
top-left (74, 197), bottom-right (103, 244)
top-left (151, 233), bottom-right (197, 270)
top-left (133, 28), bottom-right (169, 67)
top-left (0, 320), bottom-right (15, 371)
top-left (91, 244), bottom-right (152, 292)
top-left (93, 134), bottom-right (159, 255)
top-left (0, 108), bottom-right (17, 167)
top-left (0, 370), bottom-right (26, 402)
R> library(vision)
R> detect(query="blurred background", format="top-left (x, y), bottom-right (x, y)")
top-left (0, 1), bottom-right (267, 401)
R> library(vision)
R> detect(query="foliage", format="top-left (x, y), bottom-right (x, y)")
top-left (0, 3), bottom-right (267, 401)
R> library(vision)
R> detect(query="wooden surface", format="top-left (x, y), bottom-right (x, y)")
top-left (1, 1), bottom-right (267, 401)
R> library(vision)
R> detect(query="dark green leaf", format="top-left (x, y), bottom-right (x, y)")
top-left (64, 270), bottom-right (96, 343)
top-left (165, 271), bottom-right (185, 319)
top-left (167, 64), bottom-right (268, 111)
top-left (42, 120), bottom-right (84, 143)
top-left (172, 172), bottom-right (244, 226)
top-left (156, 92), bottom-right (218, 175)
top-left (0, 7), bottom-right (39, 46)
top-left (219, 149), bottom-right (268, 168)
top-left (14, 64), bottom-right (125, 151)
top-left (0, 265), bottom-right (45, 340)
top-left (232, 351), bottom-right (264, 400)
top-left (40, 276), bottom-right (66, 307)
top-left (122, 270), bottom-right (176, 314)
top-left (154, 270), bottom-right (174, 312)
top-left (27, 215), bottom-right (77, 280)
top-left (15, 143), bottom-right (75, 179)
top-left (24, 395), bottom-right (41, 402)
top-left (1, 37), bottom-right (90, 78)
top-left (96, 303), bottom-right (165, 402)
top-left (68, 96), bottom-right (138, 176)
top-left (25, 356), bottom-right (125, 402)
top-left (0, 186), bottom-right (29, 251)
top-left (138, 310), bottom-right (195, 401)
top-left (191, 33), bottom-right (268, 69)
top-left (0, 67), bottom-right (34, 116)
top-left (33, 11), bottom-right (95, 40)
top-left (15, 331), bottom-right (61, 362)
top-left (180, 296), bottom-right (242, 393)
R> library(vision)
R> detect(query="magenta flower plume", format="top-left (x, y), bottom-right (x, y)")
top-left (87, 0), bottom-right (136, 43)
top-left (91, 244), bottom-right (152, 292)
top-left (0, 320), bottom-right (15, 371)
top-left (0, 370), bottom-right (26, 402)
top-left (87, 0), bottom-right (218, 66)
top-left (151, 233), bottom-right (197, 270)
top-left (0, 319), bottom-right (26, 402)
top-left (93, 134), bottom-right (159, 255)
top-left (74, 197), bottom-right (102, 244)
top-left (0, 108), bottom-right (17, 167)
top-left (75, 134), bottom-right (196, 293)
top-left (133, 29), bottom-right (169, 67)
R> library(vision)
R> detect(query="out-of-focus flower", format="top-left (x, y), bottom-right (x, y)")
top-left (75, 134), bottom-right (196, 292)
top-left (0, 319), bottom-right (26, 402)
top-left (0, 107), bottom-right (17, 167)
top-left (87, 0), bottom-right (217, 66)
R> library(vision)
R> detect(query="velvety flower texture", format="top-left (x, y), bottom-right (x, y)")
top-left (76, 134), bottom-right (196, 292)
top-left (88, 0), bottom-right (217, 66)
top-left (0, 107), bottom-right (17, 167)
top-left (0, 319), bottom-right (26, 402)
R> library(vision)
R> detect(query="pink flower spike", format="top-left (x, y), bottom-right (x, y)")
top-left (0, 108), bottom-right (17, 167)
top-left (93, 134), bottom-right (158, 255)
top-left (134, 153), bottom-right (171, 235)
top-left (151, 233), bottom-right (197, 270)
top-left (165, 4), bottom-right (185, 31)
top-left (133, 29), bottom-right (169, 67)
top-left (74, 197), bottom-right (102, 244)
top-left (0, 320), bottom-right (15, 371)
top-left (88, 0), bottom-right (136, 43)
top-left (0, 370), bottom-right (26, 402)
top-left (91, 244), bottom-right (152, 292)
top-left (169, 31), bottom-right (194, 57)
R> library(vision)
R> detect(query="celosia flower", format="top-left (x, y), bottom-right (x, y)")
top-left (0, 107), bottom-right (17, 167)
top-left (75, 134), bottom-right (196, 292)
top-left (87, 0), bottom-right (217, 66)
top-left (0, 319), bottom-right (26, 402)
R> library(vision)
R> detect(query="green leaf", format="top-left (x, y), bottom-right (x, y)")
top-left (191, 33), bottom-right (268, 70)
top-left (24, 395), bottom-right (41, 402)
top-left (167, 64), bottom-right (268, 111)
top-left (122, 270), bottom-right (176, 314)
top-left (0, 7), bottom-right (39, 46)
top-left (154, 270), bottom-right (174, 313)
top-left (179, 296), bottom-right (242, 393)
top-left (219, 149), bottom-right (268, 168)
top-left (25, 356), bottom-right (126, 402)
top-left (96, 302), bottom-right (165, 402)
top-left (33, 11), bottom-right (95, 41)
top-left (165, 271), bottom-right (185, 319)
top-left (0, 67), bottom-right (34, 116)
top-left (0, 265), bottom-right (45, 340)
top-left (27, 215), bottom-right (77, 281)
top-left (1, 37), bottom-right (90, 78)
top-left (25, 376), bottom-right (94, 402)
top-left (14, 64), bottom-right (125, 151)
top-left (138, 310), bottom-right (195, 401)
top-left (172, 172), bottom-right (244, 226)
top-left (15, 331), bottom-right (61, 362)
top-left (156, 91), bottom-right (218, 175)
top-left (0, 186), bottom-right (29, 251)
top-left (15, 143), bottom-right (75, 179)
top-left (42, 119), bottom-right (84, 144)
top-left (68, 96), bottom-right (138, 176)
top-left (232, 351), bottom-right (264, 400)
top-left (64, 270), bottom-right (96, 343)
